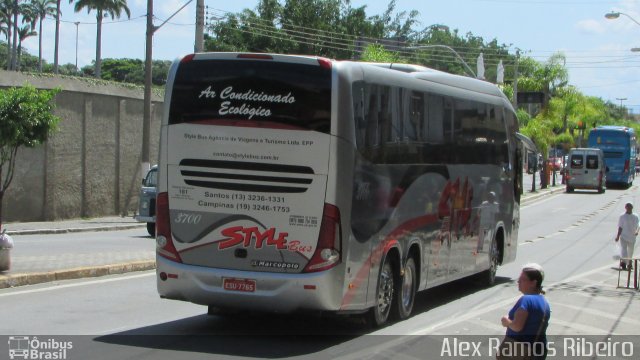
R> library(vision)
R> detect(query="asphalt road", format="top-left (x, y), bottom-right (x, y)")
top-left (0, 186), bottom-right (638, 359)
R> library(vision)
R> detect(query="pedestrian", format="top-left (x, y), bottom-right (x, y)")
top-left (497, 263), bottom-right (550, 360)
top-left (615, 202), bottom-right (639, 270)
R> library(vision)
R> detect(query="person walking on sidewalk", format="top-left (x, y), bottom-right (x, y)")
top-left (615, 202), bottom-right (639, 270)
top-left (498, 263), bottom-right (550, 360)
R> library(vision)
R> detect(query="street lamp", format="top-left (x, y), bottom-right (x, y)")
top-left (605, 11), bottom-right (640, 27)
top-left (406, 44), bottom-right (477, 78)
top-left (616, 97), bottom-right (628, 118)
top-left (616, 97), bottom-right (627, 108)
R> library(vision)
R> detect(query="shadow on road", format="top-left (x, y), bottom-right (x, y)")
top-left (94, 275), bottom-right (514, 358)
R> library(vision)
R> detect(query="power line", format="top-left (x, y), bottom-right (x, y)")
top-left (44, 14), bottom-right (147, 25)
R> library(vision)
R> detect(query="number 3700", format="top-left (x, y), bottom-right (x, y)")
top-left (174, 213), bottom-right (202, 224)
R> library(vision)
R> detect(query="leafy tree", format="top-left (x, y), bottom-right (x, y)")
top-left (0, 85), bottom-right (60, 228)
top-left (205, 0), bottom-right (418, 59)
top-left (70, 0), bottom-right (130, 79)
top-left (360, 43), bottom-right (399, 62)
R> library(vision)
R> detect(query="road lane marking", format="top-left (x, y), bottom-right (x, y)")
top-left (0, 271), bottom-right (155, 298)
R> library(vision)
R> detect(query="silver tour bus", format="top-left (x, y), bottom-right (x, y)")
top-left (156, 52), bottom-right (521, 326)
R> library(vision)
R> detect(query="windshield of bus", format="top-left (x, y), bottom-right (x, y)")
top-left (168, 59), bottom-right (331, 133)
top-left (589, 131), bottom-right (630, 148)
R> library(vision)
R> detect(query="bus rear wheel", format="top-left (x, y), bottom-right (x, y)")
top-left (482, 239), bottom-right (499, 287)
top-left (369, 256), bottom-right (394, 327)
top-left (394, 257), bottom-right (416, 320)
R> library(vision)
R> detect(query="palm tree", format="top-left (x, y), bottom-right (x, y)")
top-left (29, 0), bottom-right (57, 72)
top-left (1, 0), bottom-right (18, 70)
top-left (53, 0), bottom-right (59, 73)
top-left (16, 23), bottom-right (36, 70)
top-left (0, 2), bottom-right (9, 40)
top-left (70, 0), bottom-right (130, 78)
top-left (9, 0), bottom-right (19, 70)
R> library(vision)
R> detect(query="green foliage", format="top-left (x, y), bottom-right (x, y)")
top-left (516, 52), bottom-right (568, 96)
top-left (0, 84), bottom-right (60, 150)
top-left (0, 84), bottom-right (60, 219)
top-left (360, 43), bottom-right (400, 63)
top-left (205, 0), bottom-right (419, 59)
top-left (516, 108), bottom-right (531, 127)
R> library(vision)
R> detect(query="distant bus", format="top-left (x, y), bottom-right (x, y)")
top-left (587, 126), bottom-right (637, 187)
top-left (155, 52), bottom-right (522, 326)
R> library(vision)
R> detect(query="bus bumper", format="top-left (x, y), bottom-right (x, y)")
top-left (156, 256), bottom-right (345, 313)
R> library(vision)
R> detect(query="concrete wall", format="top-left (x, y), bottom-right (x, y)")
top-left (0, 70), bottom-right (163, 222)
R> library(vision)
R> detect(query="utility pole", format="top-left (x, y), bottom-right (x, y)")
top-left (143, 0), bottom-right (194, 179)
top-left (512, 49), bottom-right (520, 109)
top-left (195, 0), bottom-right (205, 52)
top-left (142, 0), bottom-right (154, 179)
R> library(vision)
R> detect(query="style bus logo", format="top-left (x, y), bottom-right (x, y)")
top-left (8, 336), bottom-right (73, 360)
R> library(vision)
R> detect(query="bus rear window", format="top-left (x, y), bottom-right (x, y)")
top-left (169, 59), bottom-right (331, 133)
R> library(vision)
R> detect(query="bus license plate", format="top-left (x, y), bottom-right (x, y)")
top-left (223, 278), bottom-right (256, 292)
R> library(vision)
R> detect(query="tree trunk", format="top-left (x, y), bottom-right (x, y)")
top-left (54, 0), bottom-right (61, 74)
top-left (10, 1), bottom-right (18, 70)
top-left (38, 19), bottom-right (43, 72)
top-left (5, 7), bottom-right (11, 70)
top-left (95, 12), bottom-right (103, 78)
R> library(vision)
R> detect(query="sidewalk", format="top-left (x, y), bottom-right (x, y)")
top-left (0, 185), bottom-right (565, 289)
top-left (0, 216), bottom-right (153, 289)
top-left (3, 216), bottom-right (145, 236)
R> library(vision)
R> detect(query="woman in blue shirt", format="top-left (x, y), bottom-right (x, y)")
top-left (499, 263), bottom-right (551, 359)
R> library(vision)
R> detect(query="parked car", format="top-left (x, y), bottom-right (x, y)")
top-left (135, 165), bottom-right (157, 236)
top-left (547, 156), bottom-right (563, 171)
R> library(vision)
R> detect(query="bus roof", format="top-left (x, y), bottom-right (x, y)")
top-left (591, 125), bottom-right (635, 134)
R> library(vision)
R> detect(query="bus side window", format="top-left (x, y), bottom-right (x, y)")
top-left (353, 83), bottom-right (366, 148)
top-left (404, 91), bottom-right (422, 142)
top-left (426, 94), bottom-right (445, 143)
top-left (365, 85), bottom-right (380, 149)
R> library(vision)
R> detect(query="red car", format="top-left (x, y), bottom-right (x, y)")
top-left (547, 157), bottom-right (563, 171)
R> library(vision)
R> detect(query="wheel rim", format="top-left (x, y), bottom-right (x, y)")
top-left (401, 260), bottom-right (415, 310)
top-left (377, 262), bottom-right (394, 318)
top-left (488, 241), bottom-right (498, 283)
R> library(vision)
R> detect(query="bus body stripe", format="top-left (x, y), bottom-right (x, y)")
top-left (340, 214), bottom-right (439, 309)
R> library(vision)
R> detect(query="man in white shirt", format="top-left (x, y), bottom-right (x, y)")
top-left (615, 202), bottom-right (639, 270)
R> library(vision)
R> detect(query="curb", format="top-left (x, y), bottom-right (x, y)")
top-left (5, 223), bottom-right (146, 236)
top-left (0, 260), bottom-right (156, 289)
top-left (521, 186), bottom-right (565, 205)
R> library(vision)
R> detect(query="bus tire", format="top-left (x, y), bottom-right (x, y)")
top-left (369, 255), bottom-right (394, 327)
top-left (394, 256), bottom-right (417, 320)
top-left (482, 239), bottom-right (499, 287)
top-left (147, 222), bottom-right (156, 237)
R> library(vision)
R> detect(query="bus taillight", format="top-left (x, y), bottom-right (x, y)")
top-left (303, 204), bottom-right (341, 273)
top-left (624, 159), bottom-right (630, 173)
top-left (156, 192), bottom-right (182, 263)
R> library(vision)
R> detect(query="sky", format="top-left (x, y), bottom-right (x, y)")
top-left (18, 0), bottom-right (640, 113)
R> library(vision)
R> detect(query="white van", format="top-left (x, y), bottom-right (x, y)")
top-left (566, 148), bottom-right (606, 193)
